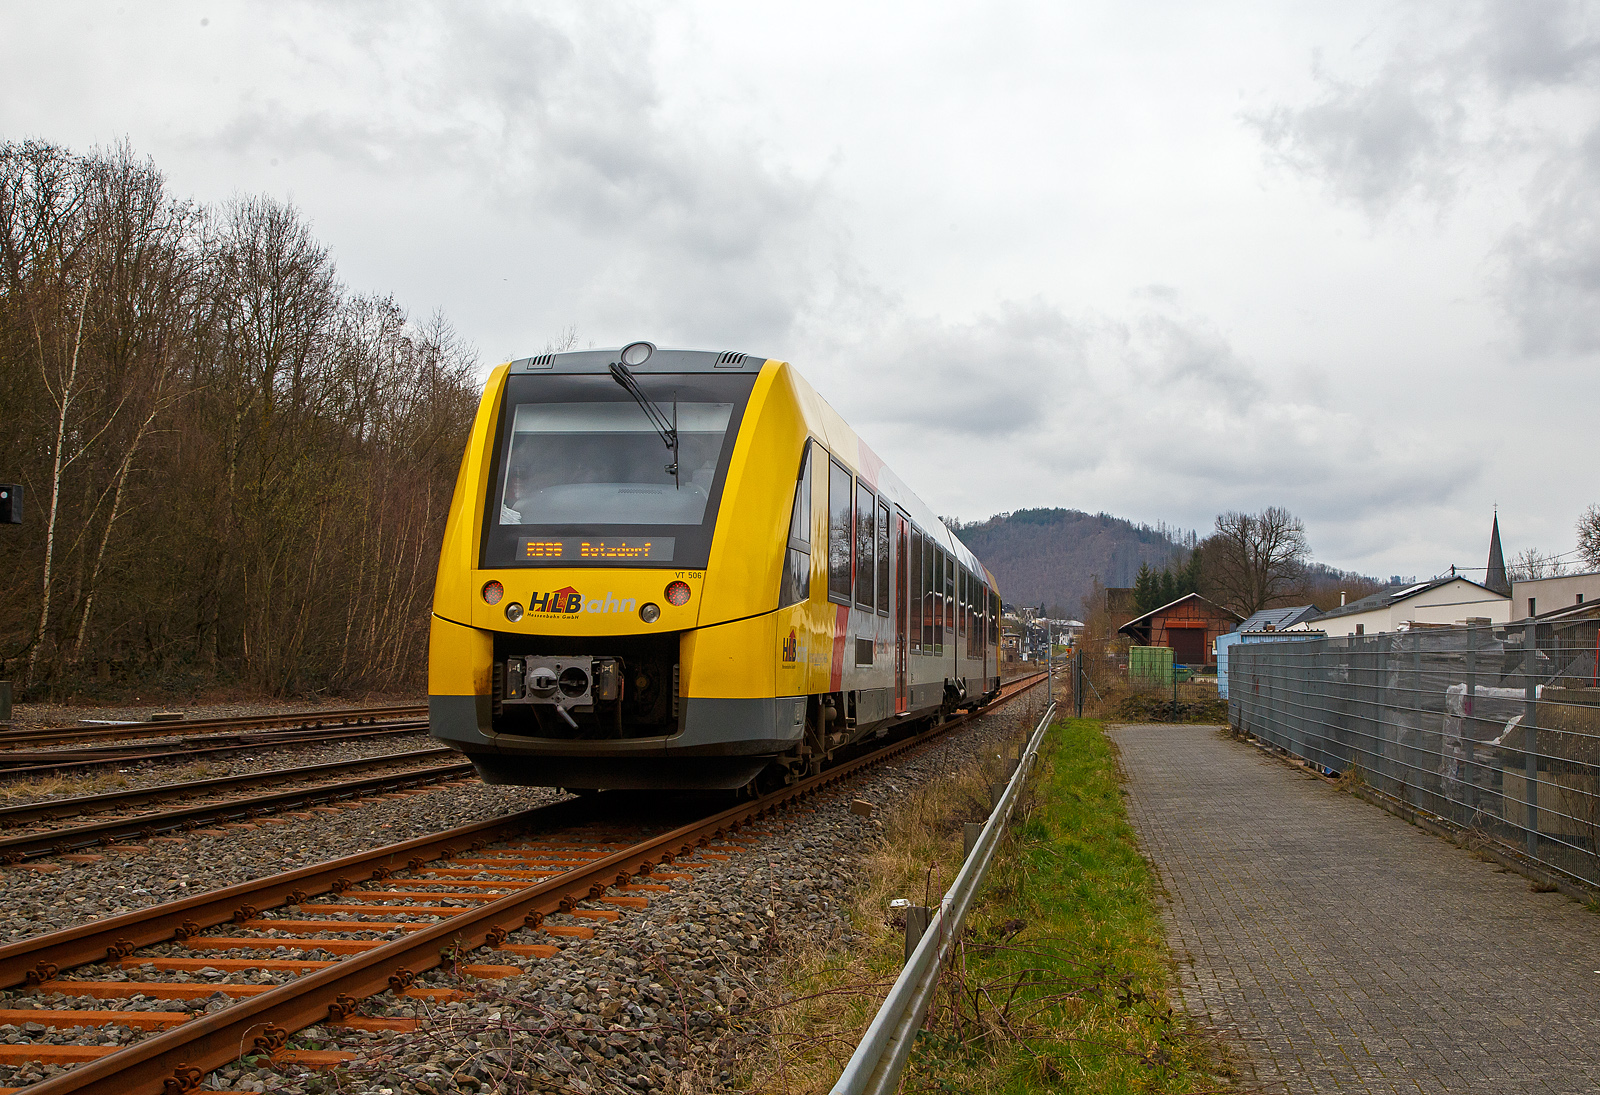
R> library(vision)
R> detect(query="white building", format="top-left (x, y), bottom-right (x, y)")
top-left (1312, 576), bottom-right (1511, 637)
top-left (1510, 570), bottom-right (1600, 620)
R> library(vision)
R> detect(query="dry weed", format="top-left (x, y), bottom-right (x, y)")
top-left (730, 730), bottom-right (1029, 1093)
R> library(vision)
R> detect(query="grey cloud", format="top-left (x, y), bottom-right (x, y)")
top-left (1256, 3), bottom-right (1600, 355)
top-left (196, 2), bottom-right (834, 352)
top-left (1253, 61), bottom-right (1462, 215)
top-left (837, 292), bottom-right (1475, 550)
top-left (1127, 307), bottom-right (1264, 412)
top-left (817, 299), bottom-right (1087, 441)
top-left (1470, 0), bottom-right (1600, 92)
top-left (1498, 124), bottom-right (1600, 356)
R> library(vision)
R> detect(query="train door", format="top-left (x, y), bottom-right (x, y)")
top-left (895, 512), bottom-right (909, 714)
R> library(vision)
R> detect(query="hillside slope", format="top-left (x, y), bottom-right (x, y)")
top-left (953, 509), bottom-right (1192, 616)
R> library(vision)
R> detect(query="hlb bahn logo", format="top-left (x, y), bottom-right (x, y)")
top-left (782, 628), bottom-right (799, 663)
top-left (528, 587), bottom-right (638, 616)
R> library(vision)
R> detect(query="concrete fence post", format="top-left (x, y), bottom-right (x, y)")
top-left (1523, 622), bottom-right (1540, 856)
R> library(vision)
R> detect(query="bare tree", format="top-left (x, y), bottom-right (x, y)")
top-left (1506, 547), bottom-right (1569, 583)
top-left (1, 139), bottom-right (481, 699)
top-left (1202, 507), bottom-right (1311, 615)
top-left (1578, 505), bottom-right (1600, 571)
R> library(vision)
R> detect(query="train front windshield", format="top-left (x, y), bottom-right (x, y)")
top-left (481, 372), bottom-right (756, 568)
top-left (498, 402), bottom-right (732, 526)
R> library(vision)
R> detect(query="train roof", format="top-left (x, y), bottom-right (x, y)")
top-left (506, 345), bottom-right (766, 375)
top-left (497, 345), bottom-right (995, 588)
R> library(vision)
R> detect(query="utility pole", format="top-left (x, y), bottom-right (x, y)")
top-left (1075, 645), bottom-right (1084, 718)
top-left (1046, 619), bottom-right (1053, 706)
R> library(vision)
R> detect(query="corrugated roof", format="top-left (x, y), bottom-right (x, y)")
top-left (1317, 575), bottom-right (1505, 621)
top-left (1237, 605), bottom-right (1323, 632)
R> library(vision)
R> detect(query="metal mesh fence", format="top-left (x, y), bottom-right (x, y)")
top-left (1229, 618), bottom-right (1600, 889)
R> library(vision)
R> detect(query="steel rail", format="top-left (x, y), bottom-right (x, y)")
top-left (0, 723), bottom-right (430, 779)
top-left (0, 799), bottom-right (588, 992)
top-left (0, 760), bottom-right (474, 862)
top-left (10, 674), bottom-right (1046, 1094)
top-left (0, 705), bottom-right (427, 751)
top-left (831, 699), bottom-right (1058, 1095)
top-left (0, 721), bottom-right (430, 763)
top-left (0, 747), bottom-right (456, 827)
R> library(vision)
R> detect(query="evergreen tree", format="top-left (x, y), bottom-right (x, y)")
top-left (1180, 551), bottom-right (1203, 597)
top-left (1134, 563), bottom-right (1155, 612)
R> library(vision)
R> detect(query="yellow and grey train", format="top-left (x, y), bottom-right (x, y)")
top-left (427, 342), bottom-right (1001, 790)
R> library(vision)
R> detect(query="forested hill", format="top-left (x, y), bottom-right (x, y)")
top-left (952, 509), bottom-right (1194, 617)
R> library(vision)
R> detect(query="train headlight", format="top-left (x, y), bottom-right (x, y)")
top-left (664, 580), bottom-right (691, 606)
top-left (505, 601), bottom-right (525, 622)
top-left (620, 340), bottom-right (655, 366)
top-left (639, 602), bottom-right (661, 623)
top-left (482, 580), bottom-right (504, 605)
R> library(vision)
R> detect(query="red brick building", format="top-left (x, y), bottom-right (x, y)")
top-left (1117, 593), bottom-right (1242, 668)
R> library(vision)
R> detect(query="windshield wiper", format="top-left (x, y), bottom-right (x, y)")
top-left (609, 359), bottom-right (679, 482)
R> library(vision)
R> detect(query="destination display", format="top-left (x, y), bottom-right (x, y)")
top-left (518, 537), bottom-right (675, 563)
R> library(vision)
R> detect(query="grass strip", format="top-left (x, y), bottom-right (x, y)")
top-left (739, 717), bottom-right (1229, 1093)
top-left (903, 717), bottom-right (1223, 1093)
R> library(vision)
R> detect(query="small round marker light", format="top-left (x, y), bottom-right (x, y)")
top-left (665, 580), bottom-right (691, 606)
top-left (481, 580), bottom-right (504, 605)
top-left (505, 601), bottom-right (525, 622)
top-left (620, 340), bottom-right (655, 366)
top-left (639, 602), bottom-right (662, 623)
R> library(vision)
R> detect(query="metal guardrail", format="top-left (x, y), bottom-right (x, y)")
top-left (830, 700), bottom-right (1058, 1095)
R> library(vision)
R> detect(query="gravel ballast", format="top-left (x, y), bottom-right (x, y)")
top-left (0, 688), bottom-right (1048, 1093)
top-left (7, 695), bottom-right (425, 734)
top-left (0, 731), bottom-right (446, 809)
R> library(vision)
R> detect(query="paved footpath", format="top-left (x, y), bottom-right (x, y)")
top-left (1112, 723), bottom-right (1600, 1094)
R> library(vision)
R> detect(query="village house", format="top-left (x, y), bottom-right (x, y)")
top-left (1510, 570), bottom-right (1600, 621)
top-left (1117, 593), bottom-right (1242, 668)
top-left (1311, 576), bottom-right (1510, 637)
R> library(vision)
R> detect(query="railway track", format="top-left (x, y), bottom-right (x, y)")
top-left (0, 723), bottom-right (431, 781)
top-left (0, 749), bottom-right (470, 863)
top-left (0, 706), bottom-right (428, 753)
top-left (0, 675), bottom-right (1044, 1094)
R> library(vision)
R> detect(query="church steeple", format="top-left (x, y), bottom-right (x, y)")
top-left (1485, 511), bottom-right (1509, 595)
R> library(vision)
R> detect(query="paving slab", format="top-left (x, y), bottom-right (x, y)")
top-left (1112, 723), bottom-right (1600, 1095)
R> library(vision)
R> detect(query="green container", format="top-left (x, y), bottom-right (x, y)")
top-left (1129, 646), bottom-right (1174, 687)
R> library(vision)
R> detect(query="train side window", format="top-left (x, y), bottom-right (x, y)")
top-left (910, 528), bottom-right (923, 651)
top-left (970, 578), bottom-right (980, 656)
top-left (946, 555), bottom-right (956, 642)
top-left (827, 459), bottom-right (852, 605)
top-left (963, 570), bottom-right (972, 653)
top-left (876, 501), bottom-right (890, 616)
top-left (779, 442), bottom-right (813, 609)
top-left (923, 536), bottom-right (935, 651)
top-left (957, 568), bottom-right (967, 641)
top-left (933, 546), bottom-right (945, 652)
top-left (854, 482), bottom-right (875, 610)
top-left (970, 576), bottom-right (979, 655)
top-left (989, 587), bottom-right (999, 644)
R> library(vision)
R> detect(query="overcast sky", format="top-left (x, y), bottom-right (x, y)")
top-left (5, 1), bottom-right (1597, 580)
